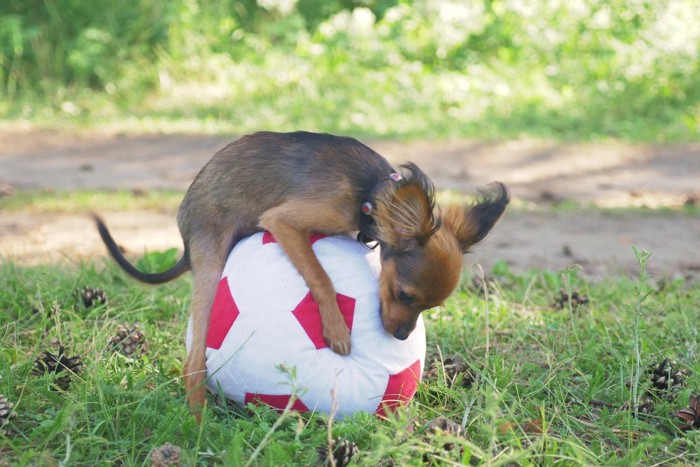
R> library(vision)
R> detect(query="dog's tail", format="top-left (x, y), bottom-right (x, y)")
top-left (92, 213), bottom-right (190, 284)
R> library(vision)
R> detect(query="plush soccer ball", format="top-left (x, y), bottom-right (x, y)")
top-left (186, 232), bottom-right (426, 418)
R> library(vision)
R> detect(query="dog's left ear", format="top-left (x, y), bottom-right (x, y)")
top-left (443, 182), bottom-right (510, 253)
top-left (373, 163), bottom-right (440, 251)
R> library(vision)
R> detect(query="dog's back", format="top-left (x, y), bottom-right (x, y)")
top-left (177, 131), bottom-right (393, 244)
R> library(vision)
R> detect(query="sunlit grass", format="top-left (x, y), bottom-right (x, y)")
top-left (1, 191), bottom-right (699, 464)
top-left (0, 190), bottom-right (183, 214)
top-left (1, 248), bottom-right (698, 464)
top-left (1, 0), bottom-right (699, 142)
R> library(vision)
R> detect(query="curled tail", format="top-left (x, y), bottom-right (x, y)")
top-left (92, 214), bottom-right (190, 284)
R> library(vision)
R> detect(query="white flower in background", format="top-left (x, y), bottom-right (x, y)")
top-left (319, 7), bottom-right (376, 38)
top-left (566, 0), bottom-right (590, 20)
top-left (645, 0), bottom-right (700, 57)
top-left (383, 3), bottom-right (411, 24)
top-left (257, 0), bottom-right (298, 15)
top-left (612, 0), bottom-right (699, 80)
top-left (429, 1), bottom-right (486, 49)
top-left (504, 0), bottom-right (537, 18)
top-left (351, 7), bottom-right (376, 33)
top-left (590, 6), bottom-right (611, 29)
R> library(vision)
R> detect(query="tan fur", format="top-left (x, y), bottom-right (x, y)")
top-left (442, 204), bottom-right (480, 251)
top-left (373, 184), bottom-right (434, 250)
top-left (259, 198), bottom-right (358, 355)
top-left (371, 164), bottom-right (440, 250)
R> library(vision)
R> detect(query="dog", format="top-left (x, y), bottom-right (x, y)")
top-left (94, 131), bottom-right (509, 421)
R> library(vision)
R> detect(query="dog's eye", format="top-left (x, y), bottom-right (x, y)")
top-left (397, 290), bottom-right (415, 306)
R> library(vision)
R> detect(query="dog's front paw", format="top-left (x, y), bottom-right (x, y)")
top-left (323, 316), bottom-right (351, 356)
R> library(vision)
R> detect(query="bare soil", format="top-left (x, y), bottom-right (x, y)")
top-left (1, 126), bottom-right (699, 282)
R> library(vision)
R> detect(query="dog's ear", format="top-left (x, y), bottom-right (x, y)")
top-left (443, 182), bottom-right (510, 253)
top-left (373, 163), bottom-right (440, 251)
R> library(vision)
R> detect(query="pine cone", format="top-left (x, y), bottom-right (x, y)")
top-left (74, 286), bottom-right (108, 308)
top-left (107, 323), bottom-right (149, 358)
top-left (151, 442), bottom-right (182, 467)
top-left (423, 355), bottom-right (477, 389)
top-left (31, 302), bottom-right (60, 317)
top-left (647, 358), bottom-right (688, 394)
top-left (426, 416), bottom-right (464, 437)
top-left (0, 395), bottom-right (17, 436)
top-left (673, 395), bottom-right (700, 431)
top-left (317, 437), bottom-right (358, 467)
top-left (553, 289), bottom-right (589, 310)
top-left (376, 458), bottom-right (397, 467)
top-left (33, 343), bottom-right (83, 390)
top-left (422, 416), bottom-right (466, 463)
top-left (426, 416), bottom-right (464, 451)
top-left (638, 397), bottom-right (655, 414)
top-left (619, 395), bottom-right (655, 415)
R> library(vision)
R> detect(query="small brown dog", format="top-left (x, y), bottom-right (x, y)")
top-left (94, 131), bottom-right (509, 420)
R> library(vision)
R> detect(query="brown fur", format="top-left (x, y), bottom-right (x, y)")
top-left (372, 164), bottom-right (440, 250)
top-left (93, 131), bottom-right (509, 421)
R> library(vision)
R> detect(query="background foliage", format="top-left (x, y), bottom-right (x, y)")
top-left (1, 0), bottom-right (699, 139)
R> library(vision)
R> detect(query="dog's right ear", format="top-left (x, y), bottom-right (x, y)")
top-left (372, 163), bottom-right (440, 252)
top-left (442, 182), bottom-right (510, 253)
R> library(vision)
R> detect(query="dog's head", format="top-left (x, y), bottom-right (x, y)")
top-left (371, 164), bottom-right (510, 340)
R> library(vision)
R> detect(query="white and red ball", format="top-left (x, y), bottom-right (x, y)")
top-left (187, 232), bottom-right (425, 418)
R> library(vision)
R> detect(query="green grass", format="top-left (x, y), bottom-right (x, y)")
top-left (0, 189), bottom-right (183, 214)
top-left (1, 0), bottom-right (699, 142)
top-left (1, 246), bottom-right (699, 465)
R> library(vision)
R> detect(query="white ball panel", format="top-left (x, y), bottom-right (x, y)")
top-left (187, 232), bottom-right (426, 417)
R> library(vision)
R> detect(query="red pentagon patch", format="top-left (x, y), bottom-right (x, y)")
top-left (245, 392), bottom-right (309, 413)
top-left (262, 231), bottom-right (327, 246)
top-left (292, 292), bottom-right (355, 350)
top-left (262, 231), bottom-right (276, 244)
top-left (206, 278), bottom-right (240, 350)
top-left (375, 359), bottom-right (422, 419)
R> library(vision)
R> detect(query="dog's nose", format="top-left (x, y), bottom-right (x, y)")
top-left (393, 329), bottom-right (409, 341)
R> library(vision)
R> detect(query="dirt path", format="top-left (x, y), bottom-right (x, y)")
top-left (1, 126), bottom-right (699, 282)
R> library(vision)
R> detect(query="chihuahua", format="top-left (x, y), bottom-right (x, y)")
top-left (94, 131), bottom-right (509, 420)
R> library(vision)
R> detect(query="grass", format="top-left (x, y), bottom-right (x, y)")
top-left (1, 232), bottom-right (699, 464)
top-left (0, 189), bottom-right (183, 214)
top-left (2, 0), bottom-right (699, 142)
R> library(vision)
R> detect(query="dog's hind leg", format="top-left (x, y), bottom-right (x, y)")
top-left (181, 220), bottom-right (258, 421)
top-left (183, 236), bottom-right (229, 422)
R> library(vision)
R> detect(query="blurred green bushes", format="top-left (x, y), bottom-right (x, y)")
top-left (1, 0), bottom-right (698, 140)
